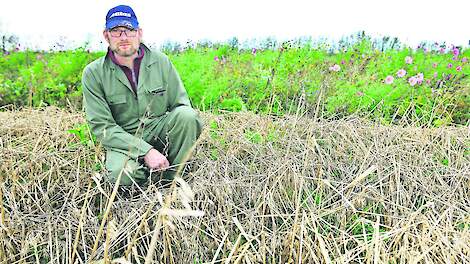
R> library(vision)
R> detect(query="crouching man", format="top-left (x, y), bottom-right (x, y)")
top-left (82, 5), bottom-right (202, 186)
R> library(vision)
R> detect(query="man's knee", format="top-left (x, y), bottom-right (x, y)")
top-left (169, 106), bottom-right (203, 135)
top-left (172, 106), bottom-right (199, 122)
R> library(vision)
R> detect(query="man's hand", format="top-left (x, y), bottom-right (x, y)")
top-left (143, 148), bottom-right (170, 171)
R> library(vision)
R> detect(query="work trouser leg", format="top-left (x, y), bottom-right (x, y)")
top-left (146, 105), bottom-right (203, 183)
top-left (105, 150), bottom-right (148, 186)
top-left (104, 106), bottom-right (202, 186)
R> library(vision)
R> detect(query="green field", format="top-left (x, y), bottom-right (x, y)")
top-left (1, 37), bottom-right (469, 126)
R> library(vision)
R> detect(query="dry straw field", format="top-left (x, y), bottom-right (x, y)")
top-left (0, 107), bottom-right (469, 263)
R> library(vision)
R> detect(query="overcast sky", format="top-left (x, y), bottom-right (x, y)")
top-left (1, 0), bottom-right (469, 50)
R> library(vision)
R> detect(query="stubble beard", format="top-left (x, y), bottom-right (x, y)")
top-left (112, 45), bottom-right (138, 57)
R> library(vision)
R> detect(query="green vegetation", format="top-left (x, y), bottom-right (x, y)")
top-left (0, 48), bottom-right (102, 107)
top-left (1, 36), bottom-right (468, 126)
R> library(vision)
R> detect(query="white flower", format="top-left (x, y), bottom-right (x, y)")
top-left (329, 64), bottom-right (341, 72)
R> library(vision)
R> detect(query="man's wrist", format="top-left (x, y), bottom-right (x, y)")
top-left (143, 147), bottom-right (154, 157)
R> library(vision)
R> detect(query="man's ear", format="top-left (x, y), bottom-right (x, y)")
top-left (103, 30), bottom-right (110, 43)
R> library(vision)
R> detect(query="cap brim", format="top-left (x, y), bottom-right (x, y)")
top-left (105, 18), bottom-right (138, 30)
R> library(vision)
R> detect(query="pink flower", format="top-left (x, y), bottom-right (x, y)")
top-left (329, 64), bottom-right (341, 72)
top-left (416, 73), bottom-right (424, 84)
top-left (408, 76), bottom-right (418, 86)
top-left (439, 48), bottom-right (445, 54)
top-left (462, 57), bottom-right (468, 63)
top-left (452, 56), bottom-right (458, 61)
top-left (433, 72), bottom-right (438, 78)
top-left (453, 48), bottom-right (460, 56)
top-left (456, 66), bottom-right (462, 71)
top-left (341, 60), bottom-right (346, 65)
top-left (447, 63), bottom-right (453, 68)
top-left (396, 69), bottom-right (407, 78)
top-left (384, 75), bottom-right (394, 84)
top-left (432, 62), bottom-right (438, 68)
top-left (426, 79), bottom-right (431, 85)
top-left (214, 56), bottom-right (219, 61)
top-left (405, 56), bottom-right (413, 64)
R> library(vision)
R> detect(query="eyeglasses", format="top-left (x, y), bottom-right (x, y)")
top-left (109, 28), bottom-right (138, 38)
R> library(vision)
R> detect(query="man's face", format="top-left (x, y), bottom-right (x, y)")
top-left (103, 26), bottom-right (142, 57)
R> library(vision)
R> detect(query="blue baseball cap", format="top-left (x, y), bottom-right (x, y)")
top-left (105, 5), bottom-right (139, 30)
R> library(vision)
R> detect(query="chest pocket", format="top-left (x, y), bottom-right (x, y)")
top-left (107, 94), bottom-right (128, 123)
top-left (145, 85), bottom-right (168, 118)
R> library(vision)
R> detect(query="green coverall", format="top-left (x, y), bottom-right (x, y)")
top-left (82, 44), bottom-right (202, 185)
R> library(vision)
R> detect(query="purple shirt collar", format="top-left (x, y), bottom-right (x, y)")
top-left (107, 44), bottom-right (145, 93)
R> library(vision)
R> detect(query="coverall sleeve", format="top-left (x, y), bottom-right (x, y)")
top-left (82, 66), bottom-right (153, 159)
top-left (165, 57), bottom-right (192, 110)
